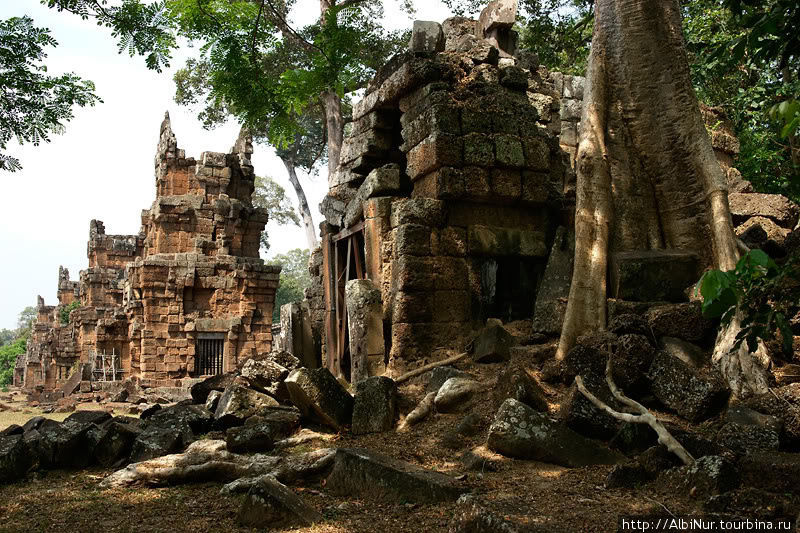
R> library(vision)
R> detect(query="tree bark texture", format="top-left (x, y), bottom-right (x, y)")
top-left (556, 0), bottom-right (767, 396)
top-left (281, 157), bottom-right (319, 249)
top-left (322, 89), bottom-right (345, 183)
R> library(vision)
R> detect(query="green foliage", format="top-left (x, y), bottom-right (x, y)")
top-left (0, 16), bottom-right (100, 172)
top-left (269, 248), bottom-right (312, 322)
top-left (59, 300), bottom-right (81, 325)
top-left (43, 0), bottom-right (177, 71)
top-left (0, 337), bottom-right (26, 386)
top-left (443, 0), bottom-right (592, 74)
top-left (16, 306), bottom-right (37, 340)
top-left (684, 0), bottom-right (800, 201)
top-left (697, 250), bottom-right (799, 354)
top-left (252, 176), bottom-right (300, 251)
top-left (0, 329), bottom-right (16, 347)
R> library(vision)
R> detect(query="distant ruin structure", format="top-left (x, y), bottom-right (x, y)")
top-left (15, 114), bottom-right (280, 395)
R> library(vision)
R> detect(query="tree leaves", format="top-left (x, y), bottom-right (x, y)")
top-left (0, 16), bottom-right (100, 172)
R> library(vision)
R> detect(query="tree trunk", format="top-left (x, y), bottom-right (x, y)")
top-left (281, 157), bottom-right (319, 249)
top-left (322, 89), bottom-right (345, 185)
top-left (556, 0), bottom-right (768, 397)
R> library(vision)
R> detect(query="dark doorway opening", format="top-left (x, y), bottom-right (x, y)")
top-left (477, 257), bottom-right (544, 323)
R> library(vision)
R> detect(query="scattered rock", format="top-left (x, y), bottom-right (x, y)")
top-left (448, 496), bottom-right (544, 532)
top-left (427, 366), bottom-right (472, 393)
top-left (648, 349), bottom-right (729, 422)
top-left (611, 334), bottom-right (655, 394)
top-left (352, 376), bottom-right (397, 435)
top-left (0, 434), bottom-right (34, 482)
top-left (493, 362), bottom-right (548, 412)
top-left (739, 451), bottom-right (800, 493)
top-left (190, 372), bottom-right (237, 404)
top-left (129, 421), bottom-right (193, 463)
top-left (609, 423), bottom-right (657, 456)
top-left (225, 409), bottom-right (302, 454)
top-left (214, 384), bottom-right (279, 428)
top-left (402, 392), bottom-right (437, 427)
top-left (646, 303), bottom-right (712, 342)
top-left (285, 368), bottom-right (353, 431)
top-left (205, 390), bottom-right (222, 412)
top-left (608, 314), bottom-right (649, 336)
top-left (659, 337), bottom-right (709, 368)
top-left (560, 372), bottom-right (622, 440)
top-left (488, 399), bottom-right (623, 467)
top-left (605, 463), bottom-right (650, 489)
top-left (0, 425), bottom-right (23, 438)
top-left (716, 422), bottom-right (779, 455)
top-left (140, 404), bottom-right (162, 419)
top-left (94, 421), bottom-right (142, 467)
top-left (681, 455), bottom-right (739, 496)
top-left (238, 474), bottom-right (324, 529)
top-left (37, 420), bottom-right (96, 469)
top-left (435, 378), bottom-right (482, 413)
top-left (150, 404), bottom-right (213, 435)
top-left (325, 448), bottom-right (465, 503)
top-left (240, 358), bottom-right (289, 399)
top-left (460, 450), bottom-right (500, 473)
top-left (472, 324), bottom-right (515, 363)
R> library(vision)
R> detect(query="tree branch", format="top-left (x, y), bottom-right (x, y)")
top-left (574, 359), bottom-right (695, 466)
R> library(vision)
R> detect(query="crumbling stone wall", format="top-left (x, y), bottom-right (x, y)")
top-left (310, 9), bottom-right (574, 377)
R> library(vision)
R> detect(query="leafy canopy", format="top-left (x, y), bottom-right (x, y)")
top-left (252, 175), bottom-right (301, 251)
top-left (269, 248), bottom-right (312, 322)
top-left (0, 16), bottom-right (100, 172)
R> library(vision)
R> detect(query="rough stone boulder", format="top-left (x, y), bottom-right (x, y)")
top-left (0, 425), bottom-right (23, 438)
top-left (435, 377), bottom-right (482, 413)
top-left (427, 366), bottom-right (472, 393)
top-left (471, 324), bottom-right (515, 363)
top-left (240, 358), bottom-right (289, 399)
top-left (659, 337), bottom-right (709, 369)
top-left (610, 334), bottom-right (655, 394)
top-left (129, 420), bottom-right (194, 463)
top-left (325, 448), bottom-right (464, 503)
top-left (285, 368), bottom-right (353, 431)
top-left (190, 372), bottom-right (237, 404)
top-left (94, 421), bottom-right (142, 468)
top-left (37, 419), bottom-right (97, 469)
top-left (149, 404), bottom-right (213, 435)
top-left (214, 384), bottom-right (279, 428)
top-left (448, 496), bottom-right (558, 533)
top-left (410, 21), bottom-right (445, 54)
top-left (493, 362), bottom-right (548, 412)
top-left (609, 250), bottom-right (701, 302)
top-left (560, 372), bottom-right (622, 440)
top-left (205, 390), bottom-right (222, 412)
top-left (743, 387), bottom-right (800, 448)
top-left (646, 302), bottom-right (713, 342)
top-left (488, 399), bottom-right (623, 467)
top-left (673, 455), bottom-right (739, 496)
top-left (729, 192), bottom-right (799, 228)
top-left (238, 474), bottom-right (323, 530)
top-left (607, 313), bottom-right (649, 336)
top-left (352, 376), bottom-right (397, 435)
top-left (65, 410), bottom-right (112, 426)
top-left (736, 216), bottom-right (791, 255)
top-left (226, 407), bottom-right (301, 453)
top-left (0, 434), bottom-right (35, 483)
top-left (739, 451), bottom-right (800, 494)
top-left (648, 350), bottom-right (729, 422)
top-left (716, 407), bottom-right (781, 455)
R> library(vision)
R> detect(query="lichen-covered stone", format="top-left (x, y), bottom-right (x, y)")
top-left (285, 368), bottom-right (353, 431)
top-left (352, 376), bottom-right (397, 435)
top-left (214, 384), bottom-right (279, 428)
top-left (649, 350), bottom-right (729, 422)
top-left (488, 399), bottom-right (623, 467)
top-left (238, 475), bottom-right (323, 529)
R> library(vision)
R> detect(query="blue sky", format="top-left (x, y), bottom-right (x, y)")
top-left (0, 0), bottom-right (454, 330)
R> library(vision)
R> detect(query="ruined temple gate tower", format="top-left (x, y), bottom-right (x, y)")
top-left (16, 114), bottom-right (280, 393)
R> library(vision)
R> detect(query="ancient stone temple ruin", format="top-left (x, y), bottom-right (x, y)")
top-left (15, 115), bottom-right (280, 395)
top-left (300, 5), bottom-right (799, 383)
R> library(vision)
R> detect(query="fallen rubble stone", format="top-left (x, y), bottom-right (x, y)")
top-left (238, 474), bottom-right (324, 530)
top-left (352, 376), bottom-right (397, 435)
top-left (649, 350), bottom-right (729, 422)
top-left (0, 434), bottom-right (34, 483)
top-left (488, 399), bottom-right (623, 467)
top-left (214, 384), bottom-right (279, 428)
top-left (94, 421), bottom-right (142, 467)
top-left (190, 372), bottom-right (237, 404)
top-left (435, 377), bottom-right (482, 413)
top-left (325, 448), bottom-right (465, 503)
top-left (285, 368), bottom-right (353, 431)
top-left (493, 361), bottom-right (548, 412)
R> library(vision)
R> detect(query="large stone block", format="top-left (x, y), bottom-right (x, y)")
top-left (409, 20), bottom-right (445, 53)
top-left (649, 350), bottom-right (729, 422)
top-left (390, 198), bottom-right (446, 228)
top-left (352, 376), bottom-right (397, 435)
top-left (488, 399), bottom-right (622, 467)
top-left (343, 165), bottom-right (405, 227)
top-left (402, 104), bottom-right (461, 152)
top-left (339, 129), bottom-right (392, 166)
top-left (285, 368), bottom-right (353, 431)
top-left (407, 133), bottom-right (463, 180)
top-left (238, 475), bottom-right (323, 529)
top-left (532, 226), bottom-right (574, 334)
top-left (468, 225), bottom-right (547, 257)
top-left (394, 223), bottom-right (432, 256)
top-left (325, 448), bottom-right (464, 503)
top-left (609, 250), bottom-right (701, 302)
top-left (345, 279), bottom-right (384, 384)
top-left (729, 192), bottom-right (799, 228)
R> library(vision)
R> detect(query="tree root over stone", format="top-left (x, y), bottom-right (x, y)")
top-left (100, 439), bottom-right (335, 489)
top-left (575, 360), bottom-right (695, 466)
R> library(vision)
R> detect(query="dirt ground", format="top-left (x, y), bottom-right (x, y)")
top-left (0, 359), bottom-right (716, 533)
